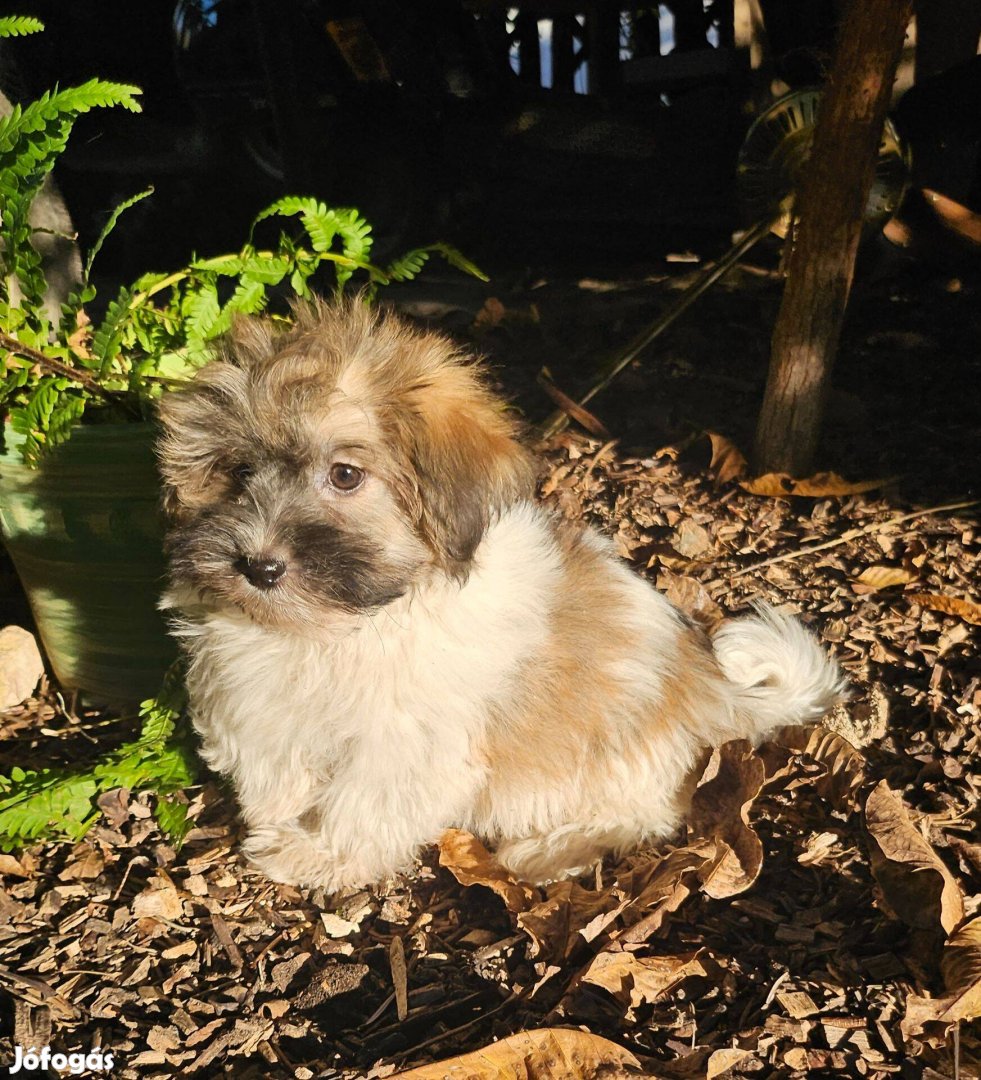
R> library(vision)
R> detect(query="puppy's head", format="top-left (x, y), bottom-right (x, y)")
top-left (156, 299), bottom-right (536, 633)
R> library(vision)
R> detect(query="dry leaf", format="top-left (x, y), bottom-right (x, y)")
top-left (473, 296), bottom-right (507, 329)
top-left (907, 592), bottom-right (981, 626)
top-left (706, 432), bottom-right (748, 484)
top-left (864, 781), bottom-right (964, 935)
top-left (656, 572), bottom-right (724, 630)
top-left (132, 883), bottom-right (185, 923)
top-left (580, 947), bottom-right (716, 1012)
top-left (614, 848), bottom-right (709, 946)
top-left (740, 472), bottom-right (886, 497)
top-left (687, 741), bottom-right (765, 899)
top-left (671, 520), bottom-right (711, 558)
top-left (518, 879), bottom-right (619, 961)
top-left (902, 916), bottom-right (981, 1039)
top-left (438, 829), bottom-right (537, 913)
top-left (393, 1028), bottom-right (658, 1079)
top-left (852, 565), bottom-right (916, 594)
top-left (706, 1048), bottom-right (761, 1077)
top-left (537, 374), bottom-right (610, 437)
top-left (0, 853), bottom-right (29, 878)
top-left (762, 725), bottom-right (866, 807)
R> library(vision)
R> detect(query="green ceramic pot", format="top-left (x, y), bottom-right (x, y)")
top-left (0, 422), bottom-right (176, 706)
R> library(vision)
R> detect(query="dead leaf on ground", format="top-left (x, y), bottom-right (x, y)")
top-left (902, 916), bottom-right (981, 1040)
top-left (393, 1027), bottom-right (659, 1079)
top-left (740, 472), bottom-right (887, 498)
top-left (656, 571), bottom-right (724, 630)
top-left (518, 878), bottom-right (620, 961)
top-left (614, 847), bottom-right (710, 946)
top-left (706, 432), bottom-right (748, 484)
top-left (761, 725), bottom-right (867, 806)
top-left (706, 1048), bottom-right (763, 1077)
top-left (537, 373), bottom-right (610, 437)
top-left (0, 854), bottom-right (30, 878)
top-left (687, 741), bottom-right (765, 899)
top-left (131, 882), bottom-right (185, 923)
top-left (438, 830), bottom-right (538, 914)
top-left (579, 947), bottom-right (718, 1014)
top-left (822, 684), bottom-right (889, 750)
top-left (906, 592), bottom-right (981, 626)
top-left (671, 520), bottom-right (712, 558)
top-left (852, 565), bottom-right (916, 594)
top-left (864, 781), bottom-right (964, 935)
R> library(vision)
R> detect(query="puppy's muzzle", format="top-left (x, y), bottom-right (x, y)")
top-left (235, 555), bottom-right (287, 590)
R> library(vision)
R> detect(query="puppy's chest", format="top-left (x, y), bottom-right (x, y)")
top-left (185, 607), bottom-right (514, 758)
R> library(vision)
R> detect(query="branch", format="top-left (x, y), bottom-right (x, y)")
top-left (730, 499), bottom-right (979, 578)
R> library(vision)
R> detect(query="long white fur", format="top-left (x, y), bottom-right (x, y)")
top-left (169, 501), bottom-right (847, 888)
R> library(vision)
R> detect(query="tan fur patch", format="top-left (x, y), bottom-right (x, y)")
top-left (474, 520), bottom-right (730, 833)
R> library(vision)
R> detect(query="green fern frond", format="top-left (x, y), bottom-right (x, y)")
top-left (0, 673), bottom-right (195, 852)
top-left (385, 248), bottom-right (431, 282)
top-left (429, 242), bottom-right (489, 282)
top-left (84, 186), bottom-right (154, 284)
top-left (0, 16), bottom-right (44, 37)
top-left (91, 285), bottom-right (137, 377)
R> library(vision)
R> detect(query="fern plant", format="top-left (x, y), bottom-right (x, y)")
top-left (2, 188), bottom-right (485, 465)
top-left (0, 665), bottom-right (196, 849)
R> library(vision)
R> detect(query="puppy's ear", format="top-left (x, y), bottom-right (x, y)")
top-left (155, 317), bottom-right (275, 519)
top-left (395, 362), bottom-right (538, 578)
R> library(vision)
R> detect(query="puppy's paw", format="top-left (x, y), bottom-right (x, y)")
top-left (243, 823), bottom-right (366, 891)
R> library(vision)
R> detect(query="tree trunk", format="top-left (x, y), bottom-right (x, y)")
top-left (752, 0), bottom-right (913, 476)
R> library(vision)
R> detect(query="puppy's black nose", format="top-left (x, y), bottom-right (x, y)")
top-left (236, 556), bottom-right (287, 589)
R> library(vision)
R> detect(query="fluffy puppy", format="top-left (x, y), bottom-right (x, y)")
top-left (157, 299), bottom-right (847, 889)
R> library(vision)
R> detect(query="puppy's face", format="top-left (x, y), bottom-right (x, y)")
top-left (156, 301), bottom-right (536, 634)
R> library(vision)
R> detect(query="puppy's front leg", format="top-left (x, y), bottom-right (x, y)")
top-left (243, 750), bottom-right (481, 891)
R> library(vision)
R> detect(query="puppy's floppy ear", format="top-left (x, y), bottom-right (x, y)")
top-left (396, 361), bottom-right (538, 578)
top-left (155, 316), bottom-right (275, 519)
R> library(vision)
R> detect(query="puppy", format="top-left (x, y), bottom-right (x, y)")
top-left (157, 299), bottom-right (847, 889)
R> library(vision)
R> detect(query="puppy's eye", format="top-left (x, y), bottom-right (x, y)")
top-left (328, 463), bottom-right (365, 492)
top-left (230, 463), bottom-right (254, 485)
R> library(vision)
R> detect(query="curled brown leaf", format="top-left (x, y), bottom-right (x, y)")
top-left (852, 564), bottom-right (916, 594)
top-left (902, 916), bottom-right (981, 1040)
top-left (761, 725), bottom-right (867, 806)
top-left (687, 741), bottom-right (765, 899)
top-left (740, 471), bottom-right (887, 498)
top-left (706, 431), bottom-right (748, 484)
top-left (907, 592), bottom-right (981, 626)
top-left (864, 781), bottom-right (964, 935)
top-left (579, 947), bottom-right (718, 1013)
top-left (438, 829), bottom-right (538, 914)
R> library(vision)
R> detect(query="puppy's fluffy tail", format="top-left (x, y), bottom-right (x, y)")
top-left (712, 604), bottom-right (848, 738)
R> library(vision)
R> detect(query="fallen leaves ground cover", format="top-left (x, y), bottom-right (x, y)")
top-left (0, 256), bottom-right (978, 1078)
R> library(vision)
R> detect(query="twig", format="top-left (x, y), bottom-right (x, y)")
top-left (395, 987), bottom-right (529, 1061)
top-left (0, 331), bottom-right (115, 401)
top-left (730, 498), bottom-right (979, 578)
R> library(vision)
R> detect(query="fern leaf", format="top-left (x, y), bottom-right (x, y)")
top-left (155, 796), bottom-right (191, 846)
top-left (0, 16), bottom-right (45, 37)
top-left (182, 281), bottom-right (221, 341)
top-left (385, 248), bottom-right (431, 283)
top-left (91, 285), bottom-right (136, 376)
top-left (84, 186), bottom-right (153, 284)
top-left (0, 81), bottom-right (142, 207)
top-left (430, 242), bottom-right (489, 282)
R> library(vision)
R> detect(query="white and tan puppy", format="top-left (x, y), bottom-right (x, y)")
top-left (157, 299), bottom-right (846, 890)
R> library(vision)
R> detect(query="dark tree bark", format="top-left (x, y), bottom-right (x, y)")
top-left (752, 0), bottom-right (913, 476)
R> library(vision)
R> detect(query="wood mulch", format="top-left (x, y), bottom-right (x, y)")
top-left (0, 252), bottom-right (978, 1078)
